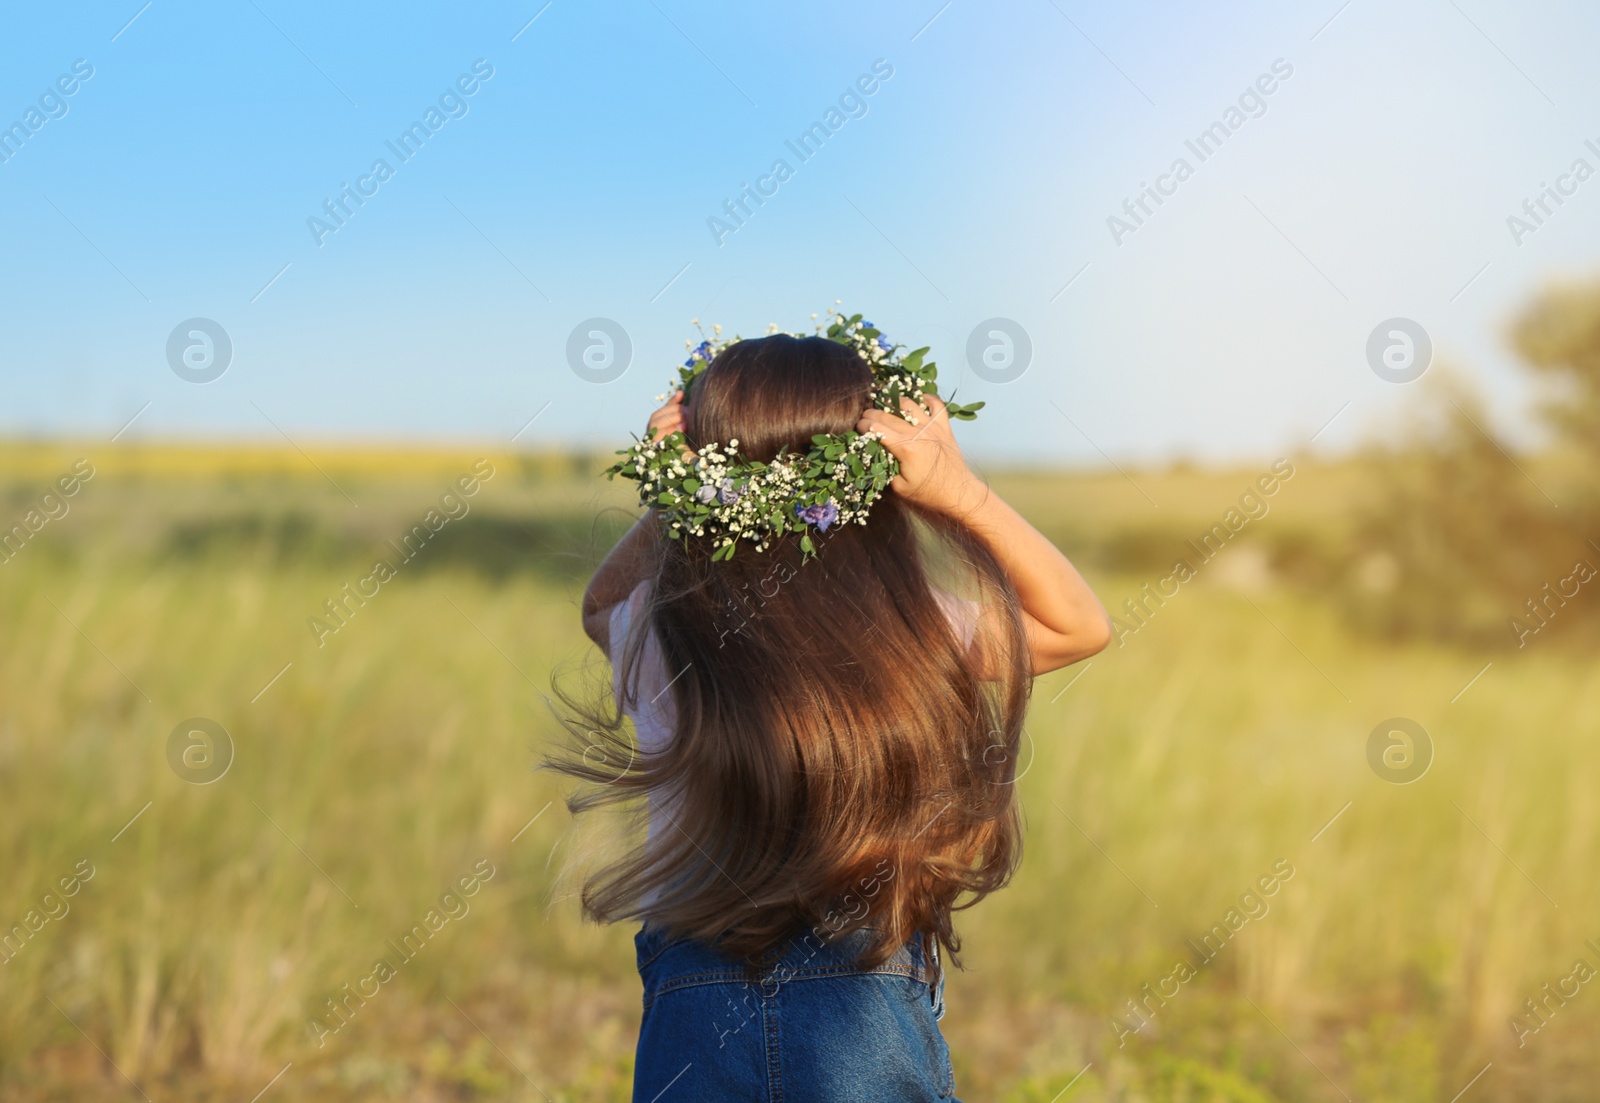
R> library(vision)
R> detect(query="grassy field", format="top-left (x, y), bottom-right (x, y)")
top-left (1, 439), bottom-right (1596, 1102)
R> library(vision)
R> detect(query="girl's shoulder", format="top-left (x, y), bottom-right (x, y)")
top-left (606, 580), bottom-right (654, 662)
top-left (929, 588), bottom-right (981, 650)
top-left (606, 580), bottom-right (676, 751)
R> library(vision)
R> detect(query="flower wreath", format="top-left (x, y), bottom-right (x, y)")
top-left (604, 308), bottom-right (984, 561)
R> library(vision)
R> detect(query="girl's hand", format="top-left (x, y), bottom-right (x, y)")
top-left (645, 390), bottom-right (688, 443)
top-left (856, 395), bottom-right (981, 515)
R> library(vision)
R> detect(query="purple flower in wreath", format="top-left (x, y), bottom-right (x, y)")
top-left (684, 340), bottom-right (715, 367)
top-left (875, 334), bottom-right (893, 353)
top-left (694, 484), bottom-right (717, 503)
top-left (717, 477), bottom-right (743, 505)
top-left (795, 500), bottom-right (839, 532)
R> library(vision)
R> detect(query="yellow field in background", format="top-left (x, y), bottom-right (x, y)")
top-left (0, 440), bottom-right (1593, 1102)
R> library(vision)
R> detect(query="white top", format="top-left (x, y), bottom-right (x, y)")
top-left (607, 581), bottom-right (981, 761)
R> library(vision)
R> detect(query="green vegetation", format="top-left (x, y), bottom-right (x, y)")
top-left (6, 276), bottom-right (1600, 1100)
top-left (0, 433), bottom-right (1595, 1103)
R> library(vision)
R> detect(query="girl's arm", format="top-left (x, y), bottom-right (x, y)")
top-left (858, 396), bottom-right (1112, 674)
top-left (582, 392), bottom-right (686, 651)
top-left (582, 512), bottom-right (659, 652)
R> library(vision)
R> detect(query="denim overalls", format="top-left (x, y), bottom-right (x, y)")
top-left (632, 923), bottom-right (959, 1102)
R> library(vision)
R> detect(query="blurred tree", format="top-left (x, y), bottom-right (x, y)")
top-left (1512, 276), bottom-right (1600, 515)
top-left (1313, 276), bottom-right (1600, 647)
top-left (1339, 374), bottom-right (1567, 644)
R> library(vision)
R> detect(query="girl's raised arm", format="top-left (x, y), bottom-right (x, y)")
top-left (858, 396), bottom-right (1112, 675)
top-left (581, 512), bottom-right (659, 652)
top-left (582, 391), bottom-right (688, 650)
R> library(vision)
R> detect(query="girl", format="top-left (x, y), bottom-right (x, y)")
top-left (557, 326), bottom-right (1109, 1101)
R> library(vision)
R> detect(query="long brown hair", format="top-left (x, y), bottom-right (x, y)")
top-left (551, 334), bottom-right (1031, 967)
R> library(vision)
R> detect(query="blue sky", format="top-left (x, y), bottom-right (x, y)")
top-left (2, 0), bottom-right (1598, 464)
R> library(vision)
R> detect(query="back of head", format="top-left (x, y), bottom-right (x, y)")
top-left (688, 333), bottom-right (870, 464)
top-left (555, 333), bottom-right (1031, 967)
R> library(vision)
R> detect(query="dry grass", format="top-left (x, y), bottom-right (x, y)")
top-left (0, 442), bottom-right (1594, 1101)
